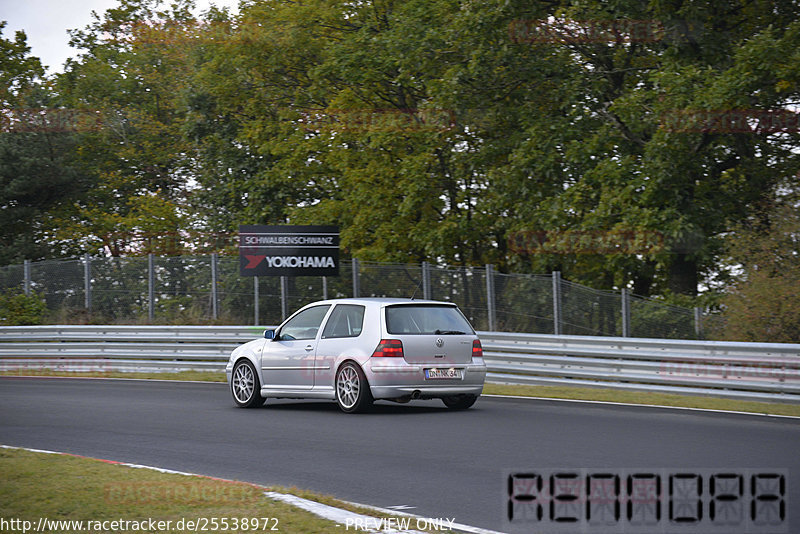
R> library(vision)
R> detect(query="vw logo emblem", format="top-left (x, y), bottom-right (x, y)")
top-left (435, 338), bottom-right (444, 348)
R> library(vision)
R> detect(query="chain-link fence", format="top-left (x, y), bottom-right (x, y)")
top-left (1, 255), bottom-right (711, 339)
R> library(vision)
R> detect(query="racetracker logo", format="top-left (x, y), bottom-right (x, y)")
top-left (509, 18), bottom-right (666, 44)
top-left (0, 362), bottom-right (112, 377)
top-left (301, 108), bottom-right (456, 133)
top-left (104, 481), bottom-right (261, 505)
top-left (508, 229), bottom-right (666, 255)
top-left (660, 109), bottom-right (800, 134)
top-left (1, 108), bottom-right (104, 133)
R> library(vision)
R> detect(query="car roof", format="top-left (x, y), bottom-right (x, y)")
top-left (307, 297), bottom-right (456, 307)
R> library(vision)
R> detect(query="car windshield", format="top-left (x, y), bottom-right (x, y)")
top-left (385, 304), bottom-right (474, 335)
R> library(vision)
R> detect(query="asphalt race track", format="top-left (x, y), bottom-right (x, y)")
top-left (1, 377), bottom-right (799, 532)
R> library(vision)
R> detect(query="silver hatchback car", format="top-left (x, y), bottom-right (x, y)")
top-left (226, 298), bottom-right (487, 412)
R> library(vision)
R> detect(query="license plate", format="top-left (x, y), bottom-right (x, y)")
top-left (424, 368), bottom-right (463, 380)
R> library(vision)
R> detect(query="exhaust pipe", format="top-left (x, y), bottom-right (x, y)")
top-left (411, 390), bottom-right (421, 400)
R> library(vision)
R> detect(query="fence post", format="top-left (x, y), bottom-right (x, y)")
top-left (621, 288), bottom-right (631, 337)
top-left (148, 253), bottom-right (155, 322)
top-left (694, 307), bottom-right (702, 339)
top-left (552, 270), bottom-right (562, 335)
top-left (352, 258), bottom-right (360, 298)
top-left (254, 276), bottom-right (259, 325)
top-left (211, 253), bottom-right (218, 320)
top-left (280, 276), bottom-right (288, 320)
top-left (84, 253), bottom-right (92, 312)
top-left (23, 259), bottom-right (31, 296)
top-left (322, 276), bottom-right (328, 300)
top-left (421, 261), bottom-right (431, 300)
top-left (486, 264), bottom-right (496, 332)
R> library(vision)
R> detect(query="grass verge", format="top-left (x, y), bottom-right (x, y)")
top-left (0, 447), bottom-right (448, 533)
top-left (2, 369), bottom-right (799, 417)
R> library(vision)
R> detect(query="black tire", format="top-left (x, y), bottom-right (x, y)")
top-left (230, 360), bottom-right (266, 408)
top-left (441, 394), bottom-right (478, 410)
top-left (335, 362), bottom-right (373, 413)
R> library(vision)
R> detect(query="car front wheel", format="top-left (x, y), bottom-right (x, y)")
top-left (231, 360), bottom-right (266, 408)
top-left (335, 362), bottom-right (373, 413)
top-left (441, 394), bottom-right (478, 410)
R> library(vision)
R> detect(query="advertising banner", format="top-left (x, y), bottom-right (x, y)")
top-left (239, 225), bottom-right (339, 277)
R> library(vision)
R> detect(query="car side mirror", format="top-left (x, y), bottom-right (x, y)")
top-left (264, 329), bottom-right (276, 340)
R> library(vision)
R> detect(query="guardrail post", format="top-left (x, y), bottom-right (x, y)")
top-left (322, 276), bottom-right (328, 300)
top-left (552, 270), bottom-right (562, 335)
top-left (694, 307), bottom-right (702, 339)
top-left (486, 264), bottom-right (496, 332)
top-left (211, 253), bottom-right (218, 320)
top-left (84, 253), bottom-right (92, 312)
top-left (23, 259), bottom-right (31, 296)
top-left (621, 288), bottom-right (631, 337)
top-left (148, 253), bottom-right (155, 322)
top-left (280, 276), bottom-right (288, 320)
top-left (352, 258), bottom-right (360, 298)
top-left (422, 261), bottom-right (431, 300)
top-left (254, 276), bottom-right (259, 325)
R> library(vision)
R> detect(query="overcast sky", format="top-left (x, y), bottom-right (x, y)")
top-left (1, 0), bottom-right (238, 74)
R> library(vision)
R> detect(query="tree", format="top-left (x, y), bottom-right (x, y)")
top-left (189, 0), bottom-right (532, 265)
top-left (720, 201), bottom-right (800, 342)
top-left (447, 0), bottom-right (800, 295)
top-left (188, 0), bottom-right (800, 296)
top-left (52, 0), bottom-right (199, 255)
top-left (0, 23), bottom-right (91, 263)
top-left (3, 0), bottom-right (799, 312)
top-left (0, 21), bottom-right (43, 108)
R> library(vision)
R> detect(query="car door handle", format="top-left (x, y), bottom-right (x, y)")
top-left (305, 345), bottom-right (313, 352)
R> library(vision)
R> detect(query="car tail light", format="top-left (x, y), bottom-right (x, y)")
top-left (472, 339), bottom-right (483, 359)
top-left (372, 339), bottom-right (404, 357)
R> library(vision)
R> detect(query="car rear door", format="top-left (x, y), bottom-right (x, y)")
top-left (315, 303), bottom-right (368, 386)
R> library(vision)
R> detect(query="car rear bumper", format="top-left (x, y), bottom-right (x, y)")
top-left (365, 359), bottom-right (486, 400)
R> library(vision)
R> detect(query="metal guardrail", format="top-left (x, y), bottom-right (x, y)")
top-left (481, 332), bottom-right (800, 404)
top-left (1, 326), bottom-right (798, 404)
top-left (0, 326), bottom-right (263, 374)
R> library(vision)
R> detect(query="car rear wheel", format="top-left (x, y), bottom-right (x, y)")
top-left (335, 362), bottom-right (373, 413)
top-left (441, 394), bottom-right (478, 410)
top-left (231, 360), bottom-right (266, 408)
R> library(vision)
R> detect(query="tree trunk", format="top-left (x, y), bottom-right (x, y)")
top-left (632, 261), bottom-right (656, 296)
top-left (668, 253), bottom-right (698, 296)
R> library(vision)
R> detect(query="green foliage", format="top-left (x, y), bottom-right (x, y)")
top-left (0, 126), bottom-right (89, 263)
top-left (178, 0), bottom-right (800, 297)
top-left (720, 202), bottom-right (800, 342)
top-left (2, 0), bottom-right (800, 308)
top-left (49, 0), bottom-right (199, 256)
top-left (0, 21), bottom-right (43, 108)
top-left (0, 291), bottom-right (47, 325)
top-left (0, 23), bottom-right (88, 263)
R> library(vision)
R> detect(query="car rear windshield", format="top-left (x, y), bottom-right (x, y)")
top-left (385, 304), bottom-right (474, 335)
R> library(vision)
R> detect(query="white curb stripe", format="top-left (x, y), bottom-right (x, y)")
top-left (265, 492), bottom-right (427, 533)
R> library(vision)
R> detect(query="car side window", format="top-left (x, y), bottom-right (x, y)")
top-left (321, 304), bottom-right (365, 339)
top-left (278, 305), bottom-right (331, 341)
